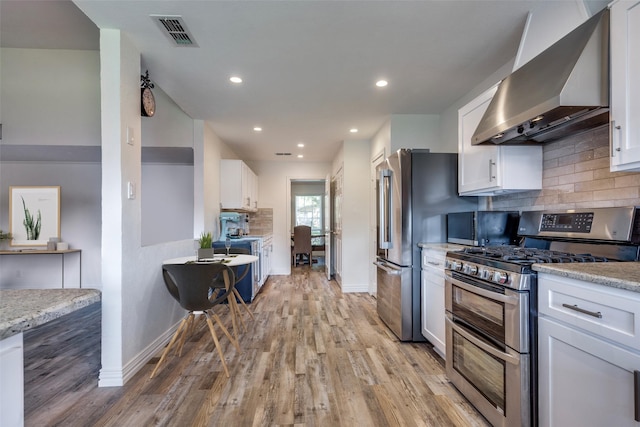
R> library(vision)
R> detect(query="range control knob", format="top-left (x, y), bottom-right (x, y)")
top-left (478, 268), bottom-right (490, 280)
top-left (463, 264), bottom-right (478, 275)
top-left (493, 271), bottom-right (509, 284)
top-left (449, 261), bottom-right (462, 271)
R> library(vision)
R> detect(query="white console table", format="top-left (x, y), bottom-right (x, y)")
top-left (0, 249), bottom-right (82, 289)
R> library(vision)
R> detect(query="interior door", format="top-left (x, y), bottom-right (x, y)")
top-left (324, 174), bottom-right (332, 280)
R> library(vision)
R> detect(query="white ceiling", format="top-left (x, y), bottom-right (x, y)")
top-left (0, 0), bottom-right (607, 163)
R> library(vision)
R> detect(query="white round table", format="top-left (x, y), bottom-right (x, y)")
top-left (163, 254), bottom-right (258, 267)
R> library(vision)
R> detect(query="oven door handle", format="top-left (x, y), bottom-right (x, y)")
top-left (445, 316), bottom-right (520, 366)
top-left (446, 272), bottom-right (519, 306)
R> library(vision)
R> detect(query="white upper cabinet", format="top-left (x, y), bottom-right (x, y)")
top-left (610, 0), bottom-right (640, 172)
top-left (458, 85), bottom-right (543, 196)
top-left (220, 159), bottom-right (258, 212)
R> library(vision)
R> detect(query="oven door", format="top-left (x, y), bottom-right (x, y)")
top-left (445, 313), bottom-right (530, 427)
top-left (445, 270), bottom-right (528, 352)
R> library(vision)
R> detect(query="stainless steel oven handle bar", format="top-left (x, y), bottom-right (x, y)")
top-left (445, 317), bottom-right (520, 365)
top-left (445, 271), bottom-right (519, 305)
top-left (374, 261), bottom-right (402, 275)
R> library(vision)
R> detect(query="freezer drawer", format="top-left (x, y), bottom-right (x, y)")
top-left (375, 259), bottom-right (413, 341)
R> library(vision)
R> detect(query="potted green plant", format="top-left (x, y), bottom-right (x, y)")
top-left (0, 229), bottom-right (12, 250)
top-left (197, 231), bottom-right (214, 260)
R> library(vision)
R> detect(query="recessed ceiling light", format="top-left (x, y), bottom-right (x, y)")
top-left (297, 154), bottom-right (304, 158)
top-left (297, 143), bottom-right (305, 148)
top-left (229, 76), bottom-right (243, 83)
top-left (253, 127), bottom-right (262, 132)
top-left (375, 79), bottom-right (388, 88)
top-left (350, 128), bottom-right (358, 133)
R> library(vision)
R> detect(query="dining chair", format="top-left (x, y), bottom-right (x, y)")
top-left (213, 247), bottom-right (256, 330)
top-left (150, 263), bottom-right (240, 379)
top-left (292, 225), bottom-right (312, 266)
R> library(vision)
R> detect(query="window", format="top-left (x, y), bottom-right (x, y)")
top-left (295, 195), bottom-right (323, 235)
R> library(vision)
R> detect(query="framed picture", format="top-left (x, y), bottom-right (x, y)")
top-left (9, 186), bottom-right (60, 247)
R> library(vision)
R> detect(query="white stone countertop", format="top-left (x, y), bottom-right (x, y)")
top-left (533, 262), bottom-right (640, 293)
top-left (0, 289), bottom-right (101, 340)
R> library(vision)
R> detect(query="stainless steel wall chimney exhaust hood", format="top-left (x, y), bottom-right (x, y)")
top-left (472, 9), bottom-right (609, 146)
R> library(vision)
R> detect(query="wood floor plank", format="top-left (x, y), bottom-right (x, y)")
top-left (22, 264), bottom-right (490, 426)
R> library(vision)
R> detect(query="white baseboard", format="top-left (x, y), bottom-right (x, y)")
top-left (98, 320), bottom-right (180, 387)
top-left (341, 283), bottom-right (369, 293)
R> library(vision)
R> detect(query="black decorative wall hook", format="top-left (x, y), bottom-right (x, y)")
top-left (141, 70), bottom-right (155, 89)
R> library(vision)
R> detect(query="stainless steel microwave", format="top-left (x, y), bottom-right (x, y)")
top-left (447, 211), bottom-right (520, 246)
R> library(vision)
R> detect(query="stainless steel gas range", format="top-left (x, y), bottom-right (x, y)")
top-left (444, 207), bottom-right (640, 427)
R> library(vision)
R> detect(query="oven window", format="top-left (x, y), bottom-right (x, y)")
top-left (453, 330), bottom-right (506, 413)
top-left (452, 284), bottom-right (504, 344)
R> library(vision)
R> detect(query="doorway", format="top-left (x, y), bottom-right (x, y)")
top-left (290, 179), bottom-right (326, 267)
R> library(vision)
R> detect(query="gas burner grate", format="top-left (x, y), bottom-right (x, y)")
top-left (461, 246), bottom-right (609, 264)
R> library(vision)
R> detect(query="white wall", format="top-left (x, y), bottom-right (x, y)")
top-left (340, 140), bottom-right (371, 292)
top-left (249, 160), bottom-right (330, 275)
top-left (390, 114), bottom-right (449, 152)
top-left (98, 30), bottom-right (195, 386)
top-left (194, 120), bottom-right (228, 238)
top-left (512, 1), bottom-right (589, 71)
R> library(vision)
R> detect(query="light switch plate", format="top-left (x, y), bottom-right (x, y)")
top-left (126, 127), bottom-right (134, 146)
top-left (127, 181), bottom-right (136, 199)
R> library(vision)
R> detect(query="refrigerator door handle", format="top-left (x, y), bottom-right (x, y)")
top-left (379, 168), bottom-right (392, 249)
top-left (374, 260), bottom-right (402, 275)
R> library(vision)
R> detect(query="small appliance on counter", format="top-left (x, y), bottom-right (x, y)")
top-left (220, 212), bottom-right (249, 239)
top-left (446, 210), bottom-right (520, 246)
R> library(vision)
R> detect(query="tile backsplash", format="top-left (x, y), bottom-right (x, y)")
top-left (487, 125), bottom-right (640, 211)
top-left (248, 208), bottom-right (273, 236)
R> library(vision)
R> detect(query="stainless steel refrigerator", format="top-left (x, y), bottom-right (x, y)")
top-left (375, 149), bottom-right (477, 341)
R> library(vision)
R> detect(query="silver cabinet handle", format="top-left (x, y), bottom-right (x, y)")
top-left (561, 303), bottom-right (602, 318)
top-left (489, 159), bottom-right (496, 181)
top-left (610, 120), bottom-right (622, 156)
top-left (427, 261), bottom-right (441, 266)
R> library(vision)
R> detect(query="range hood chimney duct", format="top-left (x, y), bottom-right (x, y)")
top-left (472, 9), bottom-right (609, 146)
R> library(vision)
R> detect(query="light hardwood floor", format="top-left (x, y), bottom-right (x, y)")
top-left (23, 265), bottom-right (489, 426)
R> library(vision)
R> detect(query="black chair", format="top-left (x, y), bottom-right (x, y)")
top-left (150, 263), bottom-right (240, 379)
top-left (213, 247), bottom-right (256, 330)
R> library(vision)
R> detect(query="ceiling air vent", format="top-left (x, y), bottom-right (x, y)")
top-left (275, 152), bottom-right (292, 156)
top-left (151, 15), bottom-right (198, 47)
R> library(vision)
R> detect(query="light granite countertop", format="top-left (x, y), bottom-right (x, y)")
top-left (533, 262), bottom-right (640, 293)
top-left (417, 242), bottom-right (468, 252)
top-left (0, 289), bottom-right (101, 340)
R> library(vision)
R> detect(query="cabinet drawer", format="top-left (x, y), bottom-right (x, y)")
top-left (539, 273), bottom-right (640, 352)
top-left (421, 248), bottom-right (446, 270)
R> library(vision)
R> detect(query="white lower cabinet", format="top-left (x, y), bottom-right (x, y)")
top-left (0, 333), bottom-right (24, 427)
top-left (420, 247), bottom-right (446, 357)
top-left (538, 273), bottom-right (640, 426)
